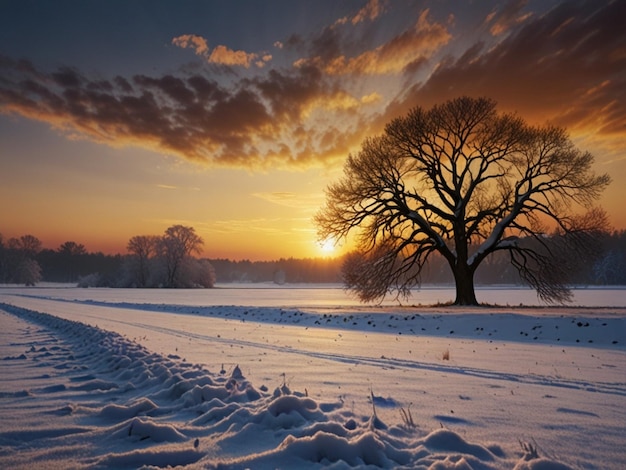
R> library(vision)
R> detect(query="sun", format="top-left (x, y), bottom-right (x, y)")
top-left (319, 239), bottom-right (336, 254)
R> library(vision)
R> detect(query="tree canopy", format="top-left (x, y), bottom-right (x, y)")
top-left (316, 97), bottom-right (611, 305)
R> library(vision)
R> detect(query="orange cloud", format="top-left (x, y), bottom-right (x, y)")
top-left (297, 10), bottom-right (450, 75)
top-left (209, 45), bottom-right (259, 68)
top-left (171, 34), bottom-right (209, 55)
top-left (252, 191), bottom-right (324, 210)
top-left (1, 1), bottom-right (622, 176)
top-left (361, 92), bottom-right (382, 105)
top-left (172, 34), bottom-right (270, 69)
top-left (0, 56), bottom-right (367, 170)
top-left (382, 1), bottom-right (625, 160)
top-left (335, 0), bottom-right (386, 26)
top-left (485, 0), bottom-right (533, 36)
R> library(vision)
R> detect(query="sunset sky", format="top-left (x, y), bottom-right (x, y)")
top-left (1, 0), bottom-right (624, 260)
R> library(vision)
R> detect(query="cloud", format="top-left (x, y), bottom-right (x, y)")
top-left (201, 217), bottom-right (294, 236)
top-left (335, 0), bottom-right (386, 26)
top-left (296, 10), bottom-right (451, 75)
top-left (0, 55), bottom-right (367, 169)
top-left (252, 191), bottom-right (324, 210)
top-left (172, 34), bottom-right (209, 56)
top-left (172, 35), bottom-right (271, 68)
top-left (1, 0), bottom-right (622, 173)
top-left (208, 45), bottom-right (262, 69)
top-left (361, 92), bottom-right (382, 105)
top-left (383, 0), bottom-right (626, 159)
top-left (485, 0), bottom-right (533, 36)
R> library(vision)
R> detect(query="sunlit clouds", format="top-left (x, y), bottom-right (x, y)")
top-left (336, 0), bottom-right (385, 26)
top-left (485, 0), bottom-right (534, 36)
top-left (0, 55), bottom-right (361, 169)
top-left (1, 0), bottom-right (625, 258)
top-left (1, 1), bottom-right (624, 171)
top-left (172, 34), bottom-right (272, 68)
top-left (296, 10), bottom-right (451, 75)
top-left (171, 34), bottom-right (210, 56)
top-left (393, 0), bottom-right (626, 161)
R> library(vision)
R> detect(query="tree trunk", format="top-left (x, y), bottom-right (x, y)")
top-left (453, 263), bottom-right (478, 305)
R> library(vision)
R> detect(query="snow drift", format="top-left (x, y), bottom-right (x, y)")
top-left (0, 302), bottom-right (585, 469)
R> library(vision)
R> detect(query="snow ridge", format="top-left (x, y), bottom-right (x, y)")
top-left (0, 303), bottom-right (577, 469)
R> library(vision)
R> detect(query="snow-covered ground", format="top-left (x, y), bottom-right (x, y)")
top-left (0, 287), bottom-right (625, 469)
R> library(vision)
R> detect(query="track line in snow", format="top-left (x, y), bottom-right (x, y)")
top-left (3, 298), bottom-right (624, 400)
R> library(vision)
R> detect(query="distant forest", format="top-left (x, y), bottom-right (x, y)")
top-left (1, 230), bottom-right (626, 287)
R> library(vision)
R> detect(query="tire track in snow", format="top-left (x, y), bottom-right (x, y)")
top-left (5, 297), bottom-right (623, 399)
top-left (146, 322), bottom-right (626, 397)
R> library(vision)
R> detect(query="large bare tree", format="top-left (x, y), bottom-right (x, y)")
top-left (315, 97), bottom-right (610, 305)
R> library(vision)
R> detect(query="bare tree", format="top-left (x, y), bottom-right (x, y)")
top-left (158, 225), bottom-right (204, 287)
top-left (58, 241), bottom-right (87, 282)
top-left (9, 234), bottom-right (42, 258)
top-left (58, 241), bottom-right (86, 256)
top-left (0, 233), bottom-right (6, 283)
top-left (5, 235), bottom-right (43, 284)
top-left (315, 97), bottom-right (610, 305)
top-left (126, 235), bottom-right (159, 287)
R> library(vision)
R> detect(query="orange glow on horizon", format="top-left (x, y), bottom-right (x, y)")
top-left (1, 1), bottom-right (624, 263)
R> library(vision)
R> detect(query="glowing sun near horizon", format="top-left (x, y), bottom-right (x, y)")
top-left (319, 239), bottom-right (337, 255)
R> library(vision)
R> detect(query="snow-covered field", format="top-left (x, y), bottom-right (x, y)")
top-left (0, 286), bottom-right (625, 469)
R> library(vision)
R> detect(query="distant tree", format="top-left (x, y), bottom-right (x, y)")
top-left (158, 225), bottom-right (204, 287)
top-left (57, 241), bottom-right (87, 282)
top-left (3, 235), bottom-right (42, 284)
top-left (592, 231), bottom-right (626, 285)
top-left (316, 97), bottom-right (610, 305)
top-left (15, 258), bottom-right (42, 286)
top-left (184, 258), bottom-right (217, 288)
top-left (58, 241), bottom-right (86, 256)
top-left (76, 272), bottom-right (101, 288)
top-left (126, 235), bottom-right (160, 287)
top-left (9, 234), bottom-right (42, 258)
top-left (0, 233), bottom-right (7, 283)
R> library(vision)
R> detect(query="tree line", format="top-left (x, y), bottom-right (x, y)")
top-left (0, 225), bottom-right (215, 288)
top-left (1, 227), bottom-right (626, 288)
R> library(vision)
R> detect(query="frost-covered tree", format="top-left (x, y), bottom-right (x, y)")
top-left (158, 225), bottom-right (204, 287)
top-left (4, 234), bottom-right (43, 284)
top-left (316, 97), bottom-right (610, 305)
top-left (181, 258), bottom-right (217, 288)
top-left (126, 235), bottom-right (160, 287)
top-left (0, 233), bottom-right (7, 283)
top-left (15, 258), bottom-right (42, 286)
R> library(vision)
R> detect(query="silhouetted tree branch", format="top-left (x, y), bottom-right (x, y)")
top-left (316, 97), bottom-right (611, 305)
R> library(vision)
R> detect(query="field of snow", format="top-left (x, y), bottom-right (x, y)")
top-left (1, 286), bottom-right (625, 469)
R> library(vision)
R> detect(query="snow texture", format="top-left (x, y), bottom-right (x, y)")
top-left (0, 286), bottom-right (625, 469)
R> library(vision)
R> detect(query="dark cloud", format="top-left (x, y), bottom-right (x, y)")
top-left (133, 74), bottom-right (196, 107)
top-left (1, 1), bottom-right (622, 170)
top-left (310, 26), bottom-right (343, 62)
top-left (250, 66), bottom-right (324, 121)
top-left (51, 67), bottom-right (83, 88)
top-left (295, 10), bottom-right (451, 75)
top-left (385, 0), bottom-right (625, 153)
top-left (486, 0), bottom-right (532, 36)
top-left (0, 53), bottom-right (359, 168)
top-left (114, 76), bottom-right (133, 93)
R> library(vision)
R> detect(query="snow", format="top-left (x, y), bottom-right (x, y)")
top-left (0, 287), bottom-right (625, 469)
